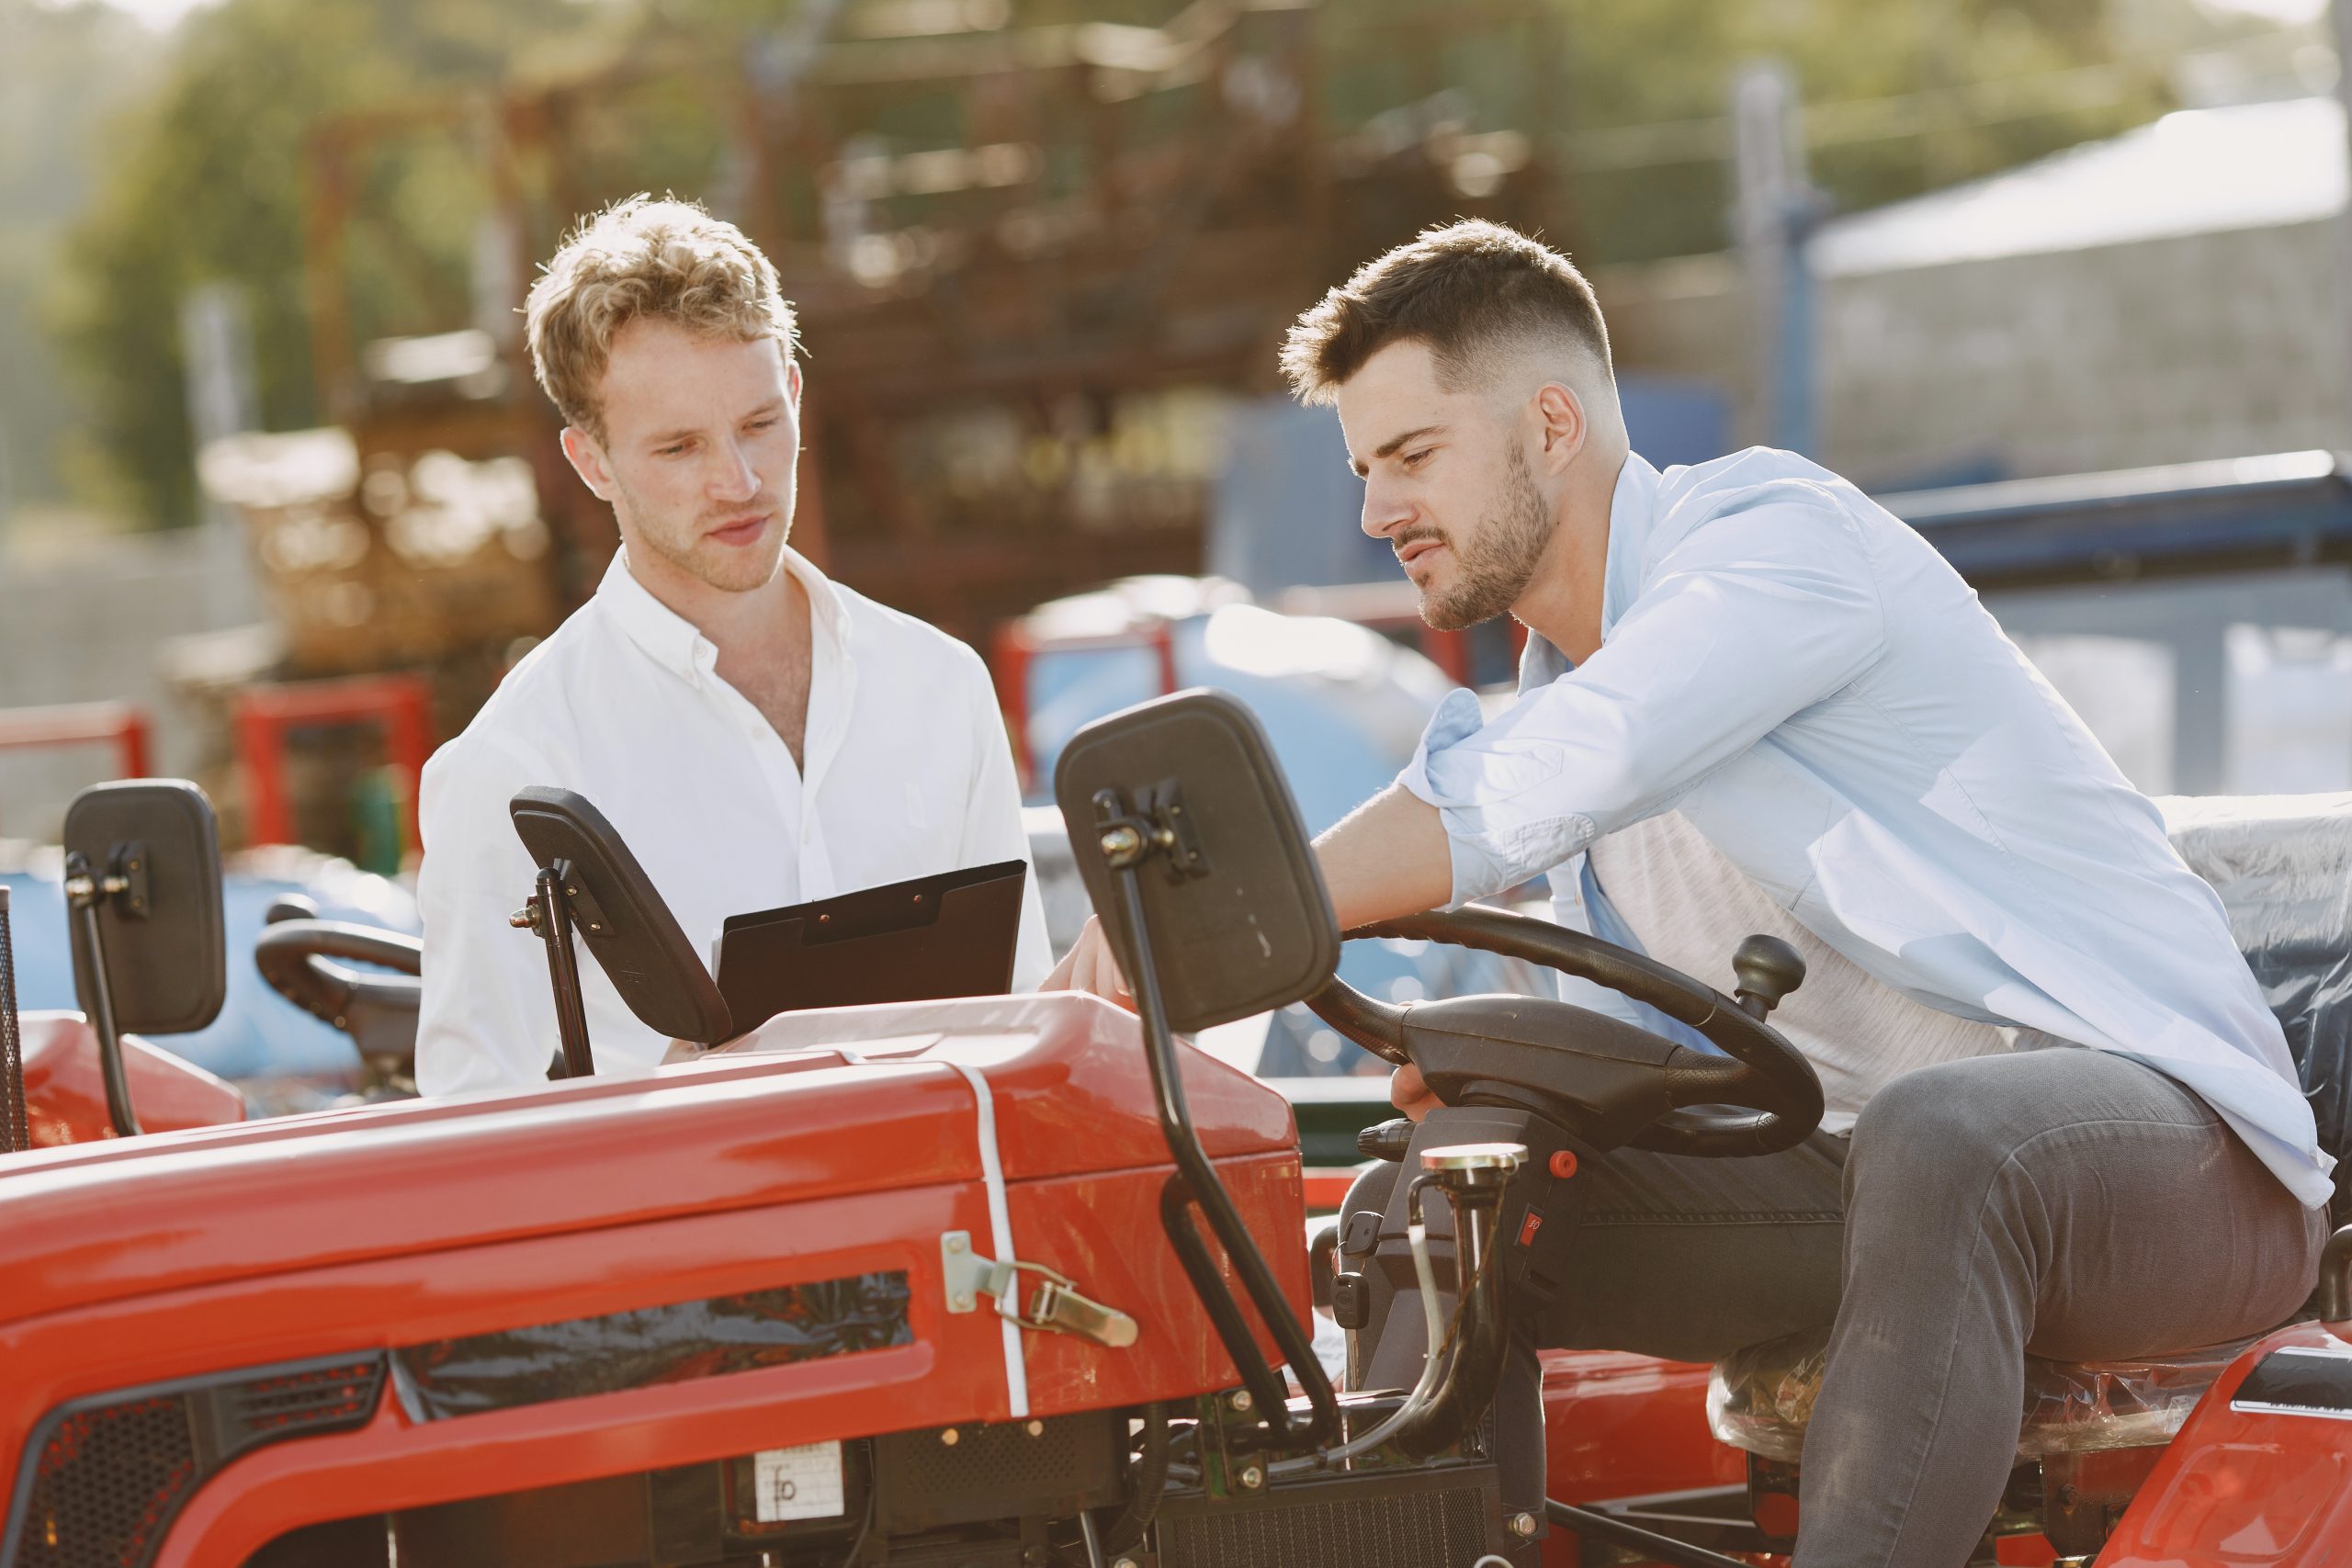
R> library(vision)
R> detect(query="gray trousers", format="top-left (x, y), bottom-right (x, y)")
top-left (1339, 1047), bottom-right (2323, 1568)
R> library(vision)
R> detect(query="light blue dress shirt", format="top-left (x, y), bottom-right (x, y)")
top-left (1397, 447), bottom-right (2331, 1207)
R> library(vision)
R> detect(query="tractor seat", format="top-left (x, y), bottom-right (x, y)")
top-left (2161, 792), bottom-right (2352, 1221)
top-left (1707, 1325), bottom-right (2263, 1464)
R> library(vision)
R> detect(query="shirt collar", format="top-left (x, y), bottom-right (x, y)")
top-left (596, 544), bottom-right (853, 681)
top-left (1517, 449), bottom-right (1663, 691)
top-left (1599, 449), bottom-right (1662, 643)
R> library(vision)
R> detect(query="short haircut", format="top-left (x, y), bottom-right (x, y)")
top-left (1281, 219), bottom-right (1611, 406)
top-left (524, 195), bottom-right (799, 440)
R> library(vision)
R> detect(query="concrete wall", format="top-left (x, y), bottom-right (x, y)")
top-left (0, 528), bottom-right (243, 842)
top-left (1595, 219), bottom-right (2348, 489)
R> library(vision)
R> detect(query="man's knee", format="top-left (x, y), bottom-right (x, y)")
top-left (1849, 1058), bottom-right (2041, 1199)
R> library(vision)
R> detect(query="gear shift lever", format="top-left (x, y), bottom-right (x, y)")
top-left (1732, 934), bottom-right (1806, 1021)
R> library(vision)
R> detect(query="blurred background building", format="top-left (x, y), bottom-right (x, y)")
top-left (10, 0), bottom-right (2352, 1096)
top-left (3, 0), bottom-right (2349, 847)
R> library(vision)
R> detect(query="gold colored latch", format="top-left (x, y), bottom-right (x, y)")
top-left (940, 1231), bottom-right (1139, 1348)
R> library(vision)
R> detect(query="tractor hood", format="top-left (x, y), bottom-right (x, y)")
top-left (0, 993), bottom-right (1295, 1327)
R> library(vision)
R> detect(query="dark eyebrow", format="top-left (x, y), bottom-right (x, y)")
top-left (1350, 423), bottom-right (1446, 478)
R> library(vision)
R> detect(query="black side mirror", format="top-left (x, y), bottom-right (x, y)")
top-left (1049, 688), bottom-right (1347, 1450)
top-left (62, 780), bottom-right (227, 1136)
top-left (1053, 688), bottom-right (1340, 1031)
top-left (507, 787), bottom-right (733, 1074)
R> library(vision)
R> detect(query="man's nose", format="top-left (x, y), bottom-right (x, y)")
top-left (1361, 477), bottom-right (1414, 539)
top-left (708, 436), bottom-right (759, 502)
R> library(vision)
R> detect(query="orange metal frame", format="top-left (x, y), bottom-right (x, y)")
top-left (0, 703), bottom-right (153, 824)
top-left (231, 676), bottom-right (433, 851)
top-left (990, 620), bottom-right (1180, 792)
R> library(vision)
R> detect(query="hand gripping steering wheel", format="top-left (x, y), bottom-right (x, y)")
top-left (1306, 903), bottom-right (1825, 1157)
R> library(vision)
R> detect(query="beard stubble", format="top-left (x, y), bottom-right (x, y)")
top-left (1418, 443), bottom-right (1553, 632)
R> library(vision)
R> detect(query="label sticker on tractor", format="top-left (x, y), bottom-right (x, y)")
top-left (753, 1440), bottom-right (847, 1522)
top-left (2231, 1345), bottom-right (2352, 1420)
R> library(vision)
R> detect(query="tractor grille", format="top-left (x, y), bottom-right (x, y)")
top-left (15, 1394), bottom-right (198, 1568)
top-left (4, 1356), bottom-right (384, 1568)
top-left (875, 1411), bottom-right (1123, 1532)
top-left (2, 886), bottom-right (27, 1154)
top-left (204, 1359), bottom-right (384, 1458)
top-left (1156, 1463), bottom-right (1502, 1568)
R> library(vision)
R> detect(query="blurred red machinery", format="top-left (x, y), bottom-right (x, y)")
top-left (0, 704), bottom-right (153, 833)
top-left (232, 675), bottom-right (432, 852)
top-left (990, 618), bottom-right (1179, 790)
top-left (0, 702), bottom-right (152, 784)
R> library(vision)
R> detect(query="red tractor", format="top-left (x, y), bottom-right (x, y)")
top-left (3, 691), bottom-right (2347, 1568)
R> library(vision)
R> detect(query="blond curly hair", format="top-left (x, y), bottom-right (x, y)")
top-left (524, 195), bottom-right (800, 440)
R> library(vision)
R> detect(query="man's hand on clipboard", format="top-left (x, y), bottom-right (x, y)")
top-left (1048, 917), bottom-right (1135, 1011)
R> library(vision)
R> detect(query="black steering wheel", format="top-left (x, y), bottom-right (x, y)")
top-left (254, 918), bottom-right (424, 1087)
top-left (1306, 903), bottom-right (1824, 1158)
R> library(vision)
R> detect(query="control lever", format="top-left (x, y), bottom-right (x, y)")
top-left (1731, 934), bottom-right (1805, 1021)
top-left (1358, 1117), bottom-right (1416, 1162)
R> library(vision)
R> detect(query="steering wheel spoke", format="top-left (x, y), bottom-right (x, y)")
top-left (1309, 906), bottom-right (1824, 1158)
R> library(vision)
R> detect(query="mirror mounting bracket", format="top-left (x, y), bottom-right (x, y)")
top-left (62, 843), bottom-right (149, 1137)
top-left (1091, 784), bottom-right (1208, 883)
top-left (510, 857), bottom-right (597, 1079)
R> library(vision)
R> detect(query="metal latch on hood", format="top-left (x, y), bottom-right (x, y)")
top-left (940, 1231), bottom-right (1139, 1348)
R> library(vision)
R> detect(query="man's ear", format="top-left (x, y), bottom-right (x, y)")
top-left (559, 426), bottom-right (616, 502)
top-left (1532, 382), bottom-right (1589, 477)
top-left (786, 355), bottom-right (805, 408)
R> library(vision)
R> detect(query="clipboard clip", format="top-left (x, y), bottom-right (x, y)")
top-left (940, 1231), bottom-right (1139, 1349)
top-left (1091, 782), bottom-right (1208, 884)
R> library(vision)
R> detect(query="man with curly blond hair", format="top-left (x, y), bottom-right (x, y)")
top-left (416, 196), bottom-right (1048, 1092)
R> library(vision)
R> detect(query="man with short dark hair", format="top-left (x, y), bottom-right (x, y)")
top-left (1057, 220), bottom-right (2329, 1566)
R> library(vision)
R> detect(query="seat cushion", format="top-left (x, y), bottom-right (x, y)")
top-left (1707, 1325), bottom-right (2261, 1463)
top-left (2160, 793), bottom-right (2352, 1219)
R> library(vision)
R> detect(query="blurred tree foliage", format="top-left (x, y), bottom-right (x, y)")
top-left (0, 0), bottom-right (159, 513)
top-left (1556, 0), bottom-right (2189, 265)
top-left (49, 0), bottom-right (623, 528)
top-left (49, 0), bottom-right (2256, 527)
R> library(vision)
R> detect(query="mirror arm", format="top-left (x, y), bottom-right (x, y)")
top-left (514, 861), bottom-right (596, 1079)
top-left (63, 852), bottom-right (141, 1139)
top-left (1109, 856), bottom-right (1342, 1454)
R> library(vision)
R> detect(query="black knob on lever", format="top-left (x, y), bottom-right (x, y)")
top-left (1732, 934), bottom-right (1806, 1021)
top-left (1358, 1117), bottom-right (1417, 1162)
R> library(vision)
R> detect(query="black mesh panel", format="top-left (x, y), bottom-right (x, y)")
top-left (1156, 1466), bottom-right (1502, 1568)
top-left (6, 1355), bottom-right (385, 1568)
top-left (15, 1394), bottom-right (199, 1568)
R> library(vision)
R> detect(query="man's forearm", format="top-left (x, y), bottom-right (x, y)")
top-left (1314, 784), bottom-right (1454, 931)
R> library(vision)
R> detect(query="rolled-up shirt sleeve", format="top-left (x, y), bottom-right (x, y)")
top-left (1397, 491), bottom-right (1888, 905)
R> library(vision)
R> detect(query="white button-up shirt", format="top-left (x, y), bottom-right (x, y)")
top-left (1398, 447), bottom-right (2332, 1207)
top-left (416, 548), bottom-right (1049, 1095)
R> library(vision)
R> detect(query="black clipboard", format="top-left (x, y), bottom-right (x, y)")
top-left (713, 860), bottom-right (1027, 1034)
